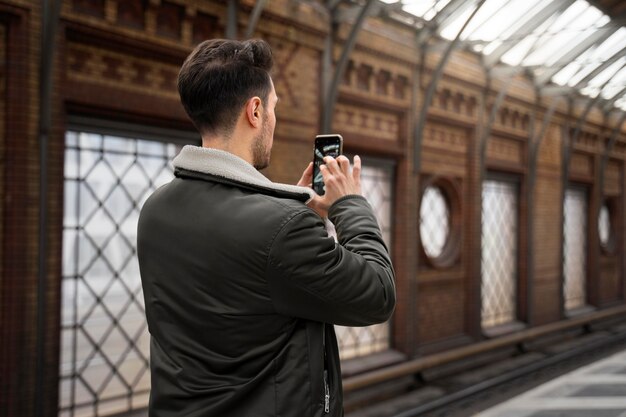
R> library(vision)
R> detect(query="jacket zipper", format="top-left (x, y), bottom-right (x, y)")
top-left (323, 325), bottom-right (330, 414)
top-left (323, 370), bottom-right (330, 414)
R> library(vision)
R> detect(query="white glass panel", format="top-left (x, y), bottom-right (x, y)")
top-left (440, 4), bottom-right (476, 40)
top-left (420, 186), bottom-right (450, 258)
top-left (79, 132), bottom-right (101, 150)
top-left (464, 0), bottom-right (537, 43)
top-left (598, 204), bottom-right (611, 246)
top-left (481, 180), bottom-right (518, 328)
top-left (104, 135), bottom-right (135, 153)
top-left (601, 66), bottom-right (626, 100)
top-left (64, 148), bottom-right (79, 179)
top-left (563, 28), bottom-right (626, 86)
top-left (61, 130), bottom-right (177, 416)
top-left (499, 15), bottom-right (556, 66)
top-left (523, 4), bottom-right (603, 67)
top-left (564, 188), bottom-right (587, 310)
top-left (400, 0), bottom-right (450, 21)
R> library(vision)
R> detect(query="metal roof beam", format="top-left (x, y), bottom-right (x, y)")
top-left (226, 0), bottom-right (238, 38)
top-left (413, 0), bottom-right (487, 173)
top-left (483, 0), bottom-right (574, 68)
top-left (327, 0), bottom-right (343, 11)
top-left (490, 65), bottom-right (525, 78)
top-left (437, 0), bottom-right (479, 28)
top-left (416, 0), bottom-right (475, 44)
top-left (572, 44), bottom-right (626, 89)
top-left (534, 22), bottom-right (620, 86)
top-left (603, 86), bottom-right (626, 111)
top-left (541, 85), bottom-right (573, 96)
top-left (245, 0), bottom-right (268, 38)
top-left (335, 1), bottom-right (383, 22)
top-left (321, 0), bottom-right (376, 133)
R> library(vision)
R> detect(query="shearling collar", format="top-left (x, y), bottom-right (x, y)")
top-left (172, 145), bottom-right (314, 203)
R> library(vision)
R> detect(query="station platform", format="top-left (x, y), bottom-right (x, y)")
top-left (475, 348), bottom-right (626, 417)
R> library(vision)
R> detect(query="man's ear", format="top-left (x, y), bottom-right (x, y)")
top-left (245, 96), bottom-right (263, 128)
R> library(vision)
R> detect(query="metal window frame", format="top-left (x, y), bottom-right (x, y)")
top-left (481, 172), bottom-right (522, 331)
top-left (60, 120), bottom-right (197, 416)
top-left (562, 183), bottom-right (590, 313)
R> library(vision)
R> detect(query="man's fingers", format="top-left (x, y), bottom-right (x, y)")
top-left (323, 156), bottom-right (342, 175)
top-left (352, 155), bottom-right (361, 187)
top-left (336, 155), bottom-right (351, 176)
top-left (296, 162), bottom-right (313, 187)
top-left (319, 163), bottom-right (334, 185)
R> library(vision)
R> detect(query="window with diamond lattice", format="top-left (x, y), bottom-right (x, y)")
top-left (420, 186), bottom-right (450, 258)
top-left (334, 162), bottom-right (394, 360)
top-left (564, 187), bottom-right (588, 311)
top-left (60, 131), bottom-right (181, 417)
top-left (481, 179), bottom-right (518, 329)
top-left (598, 203), bottom-right (611, 247)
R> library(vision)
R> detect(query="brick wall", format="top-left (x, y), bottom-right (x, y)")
top-left (0, 0), bottom-right (625, 414)
top-left (1, 1), bottom-right (42, 416)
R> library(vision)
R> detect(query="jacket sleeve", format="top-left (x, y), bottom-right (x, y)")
top-left (265, 195), bottom-right (396, 326)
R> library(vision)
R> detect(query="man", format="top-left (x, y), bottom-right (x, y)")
top-left (137, 38), bottom-right (396, 417)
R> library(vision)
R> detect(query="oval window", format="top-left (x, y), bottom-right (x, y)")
top-left (598, 204), bottom-right (610, 247)
top-left (420, 186), bottom-right (450, 258)
top-left (419, 177), bottom-right (461, 268)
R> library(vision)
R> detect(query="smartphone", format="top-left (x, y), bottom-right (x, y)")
top-left (312, 134), bottom-right (344, 196)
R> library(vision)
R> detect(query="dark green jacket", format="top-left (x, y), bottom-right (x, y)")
top-left (137, 145), bottom-right (396, 417)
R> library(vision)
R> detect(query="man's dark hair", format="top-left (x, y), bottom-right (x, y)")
top-left (177, 39), bottom-right (274, 137)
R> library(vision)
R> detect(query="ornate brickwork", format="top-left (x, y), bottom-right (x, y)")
top-left (495, 105), bottom-right (530, 133)
top-left (67, 42), bottom-right (179, 99)
top-left (270, 38), bottom-right (319, 129)
top-left (574, 130), bottom-right (601, 153)
top-left (117, 0), bottom-right (146, 29)
top-left (67, 0), bottom-right (222, 46)
top-left (340, 55), bottom-right (412, 105)
top-left (156, 1), bottom-right (184, 40)
top-left (72, 0), bottom-right (105, 18)
top-left (487, 136), bottom-right (523, 165)
top-left (424, 123), bottom-right (467, 153)
top-left (192, 11), bottom-right (219, 44)
top-left (570, 152), bottom-right (593, 178)
top-left (536, 126), bottom-right (561, 167)
top-left (432, 86), bottom-right (477, 119)
top-left (333, 103), bottom-right (398, 142)
top-left (605, 161), bottom-right (622, 196)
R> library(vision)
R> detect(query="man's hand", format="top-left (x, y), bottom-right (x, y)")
top-left (297, 155), bottom-right (362, 218)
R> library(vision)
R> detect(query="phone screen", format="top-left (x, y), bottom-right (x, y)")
top-left (312, 134), bottom-right (343, 196)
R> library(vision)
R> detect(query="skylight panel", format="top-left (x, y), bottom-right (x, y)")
top-left (563, 29), bottom-right (626, 86)
top-left (590, 27), bottom-right (626, 58)
top-left (500, 37), bottom-right (534, 66)
top-left (521, 3), bottom-right (603, 67)
top-left (601, 67), bottom-right (626, 100)
top-left (588, 59), bottom-right (625, 90)
top-left (464, 0), bottom-right (538, 43)
top-left (378, 0), bottom-right (625, 113)
top-left (553, 58), bottom-right (586, 86)
top-left (500, 29), bottom-right (546, 66)
top-left (397, 0), bottom-right (451, 21)
top-left (440, 3), bottom-right (475, 40)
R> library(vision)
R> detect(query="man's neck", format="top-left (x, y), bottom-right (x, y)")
top-left (202, 135), bottom-right (253, 166)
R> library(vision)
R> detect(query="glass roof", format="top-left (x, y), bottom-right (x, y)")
top-left (379, 0), bottom-right (626, 112)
